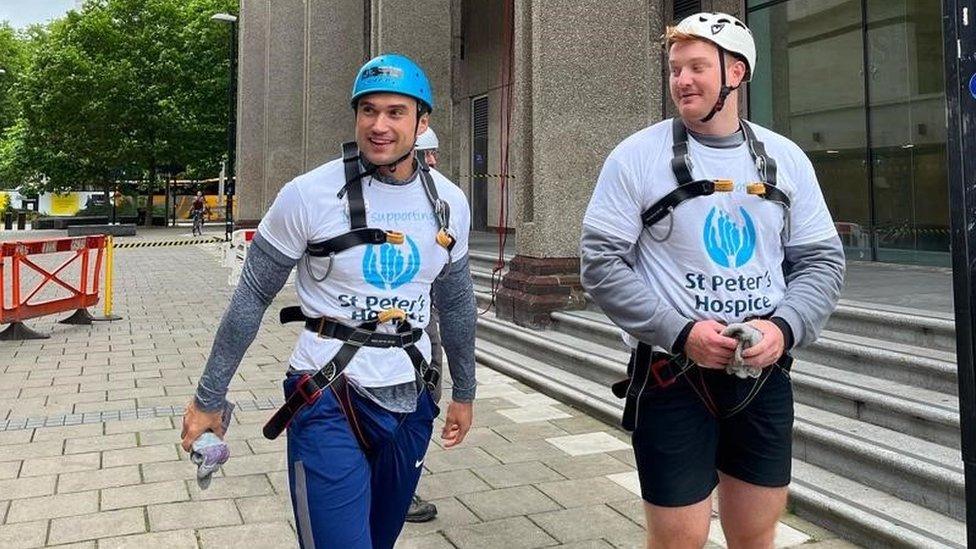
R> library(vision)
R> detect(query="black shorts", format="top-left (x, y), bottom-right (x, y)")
top-left (630, 363), bottom-right (794, 507)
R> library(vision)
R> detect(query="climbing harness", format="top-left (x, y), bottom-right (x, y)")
top-left (613, 341), bottom-right (793, 432)
top-left (264, 141), bottom-right (455, 442)
top-left (303, 142), bottom-right (456, 283)
top-left (640, 118), bottom-right (792, 242)
top-left (263, 306), bottom-right (439, 442)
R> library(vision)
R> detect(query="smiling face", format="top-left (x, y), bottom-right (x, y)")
top-left (355, 93), bottom-right (429, 169)
top-left (668, 38), bottom-right (746, 124)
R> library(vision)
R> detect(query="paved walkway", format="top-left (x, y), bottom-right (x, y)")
top-left (0, 236), bottom-right (855, 547)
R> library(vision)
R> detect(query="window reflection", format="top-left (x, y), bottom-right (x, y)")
top-left (748, 0), bottom-right (947, 265)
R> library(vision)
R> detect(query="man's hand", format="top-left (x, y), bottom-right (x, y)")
top-left (740, 319), bottom-right (785, 368)
top-left (181, 399), bottom-right (225, 452)
top-left (441, 401), bottom-right (473, 448)
top-left (684, 320), bottom-right (738, 368)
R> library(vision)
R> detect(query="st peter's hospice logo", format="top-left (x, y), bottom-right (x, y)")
top-left (362, 235), bottom-right (422, 290)
top-left (703, 206), bottom-right (757, 268)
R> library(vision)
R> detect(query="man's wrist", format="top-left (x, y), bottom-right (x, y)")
top-left (671, 321), bottom-right (696, 354)
top-left (770, 317), bottom-right (795, 350)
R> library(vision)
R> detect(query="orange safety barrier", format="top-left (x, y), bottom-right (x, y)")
top-left (0, 235), bottom-right (106, 340)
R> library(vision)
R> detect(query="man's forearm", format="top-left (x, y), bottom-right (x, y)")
top-left (194, 234), bottom-right (297, 410)
top-left (580, 225), bottom-right (690, 350)
top-left (432, 255), bottom-right (477, 402)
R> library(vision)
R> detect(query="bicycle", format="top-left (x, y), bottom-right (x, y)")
top-left (192, 209), bottom-right (205, 236)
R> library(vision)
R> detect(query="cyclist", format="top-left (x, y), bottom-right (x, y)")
top-left (181, 53), bottom-right (477, 548)
top-left (581, 12), bottom-right (844, 548)
top-left (191, 191), bottom-right (207, 236)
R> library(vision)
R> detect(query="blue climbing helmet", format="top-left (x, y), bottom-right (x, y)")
top-left (351, 53), bottom-right (434, 113)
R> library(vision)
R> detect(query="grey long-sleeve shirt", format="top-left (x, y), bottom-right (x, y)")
top-left (194, 232), bottom-right (477, 413)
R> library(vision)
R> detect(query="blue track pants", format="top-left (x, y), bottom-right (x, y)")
top-left (284, 373), bottom-right (439, 548)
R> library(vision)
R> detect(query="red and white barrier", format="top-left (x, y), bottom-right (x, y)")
top-left (0, 235), bottom-right (106, 339)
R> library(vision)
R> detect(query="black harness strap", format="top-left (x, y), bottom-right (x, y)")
top-left (741, 121), bottom-right (791, 210)
top-left (640, 179), bottom-right (722, 228)
top-left (670, 118), bottom-right (694, 186)
top-left (279, 306), bottom-right (425, 348)
top-left (263, 312), bottom-right (440, 441)
top-left (306, 228), bottom-right (391, 257)
top-left (342, 141), bottom-right (368, 229)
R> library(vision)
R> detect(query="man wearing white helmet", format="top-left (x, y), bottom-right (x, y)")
top-left (404, 126), bottom-right (442, 523)
top-left (415, 127), bottom-right (439, 168)
top-left (581, 12), bottom-right (844, 548)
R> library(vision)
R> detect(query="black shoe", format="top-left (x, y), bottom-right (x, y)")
top-left (404, 494), bottom-right (437, 523)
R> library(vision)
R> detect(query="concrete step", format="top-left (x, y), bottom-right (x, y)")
top-left (826, 300), bottom-right (956, 355)
top-left (476, 313), bottom-right (627, 388)
top-left (550, 309), bottom-right (626, 351)
top-left (468, 249), bottom-right (510, 274)
top-left (470, 265), bottom-right (506, 293)
top-left (790, 460), bottom-right (966, 548)
top-left (474, 337), bottom-right (623, 426)
top-left (792, 360), bottom-right (959, 449)
top-left (793, 404), bottom-right (964, 521)
top-left (473, 326), bottom-right (966, 548)
top-left (802, 330), bottom-right (957, 395)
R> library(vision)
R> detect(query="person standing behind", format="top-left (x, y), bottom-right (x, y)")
top-left (406, 126), bottom-right (442, 523)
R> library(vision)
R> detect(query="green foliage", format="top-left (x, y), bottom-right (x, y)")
top-left (0, 0), bottom-right (238, 192)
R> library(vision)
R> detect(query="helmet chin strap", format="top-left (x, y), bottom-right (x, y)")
top-left (699, 47), bottom-right (740, 124)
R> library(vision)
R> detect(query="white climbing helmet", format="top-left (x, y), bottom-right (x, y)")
top-left (674, 12), bottom-right (755, 82)
top-left (415, 127), bottom-right (439, 151)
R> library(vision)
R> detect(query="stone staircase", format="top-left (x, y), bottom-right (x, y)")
top-left (467, 247), bottom-right (966, 548)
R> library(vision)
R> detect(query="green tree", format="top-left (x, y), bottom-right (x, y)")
top-left (0, 0), bottom-right (237, 210)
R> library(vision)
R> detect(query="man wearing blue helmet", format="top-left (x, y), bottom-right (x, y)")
top-left (181, 53), bottom-right (477, 548)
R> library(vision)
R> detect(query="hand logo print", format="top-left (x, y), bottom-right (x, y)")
top-left (703, 207), bottom-right (757, 268)
top-left (362, 235), bottom-right (422, 290)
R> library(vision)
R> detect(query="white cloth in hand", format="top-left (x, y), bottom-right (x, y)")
top-left (722, 323), bottom-right (763, 379)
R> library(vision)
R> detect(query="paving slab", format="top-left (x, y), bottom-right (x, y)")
top-left (5, 490), bottom-right (99, 523)
top-left (48, 508), bottom-right (146, 545)
top-left (443, 515), bottom-right (558, 548)
top-left (98, 529), bottom-right (199, 549)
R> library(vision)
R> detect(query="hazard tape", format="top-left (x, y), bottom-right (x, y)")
top-left (460, 173), bottom-right (517, 179)
top-left (114, 236), bottom-right (223, 249)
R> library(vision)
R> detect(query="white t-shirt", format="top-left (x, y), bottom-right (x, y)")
top-left (583, 119), bottom-right (837, 347)
top-left (258, 159), bottom-right (470, 388)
